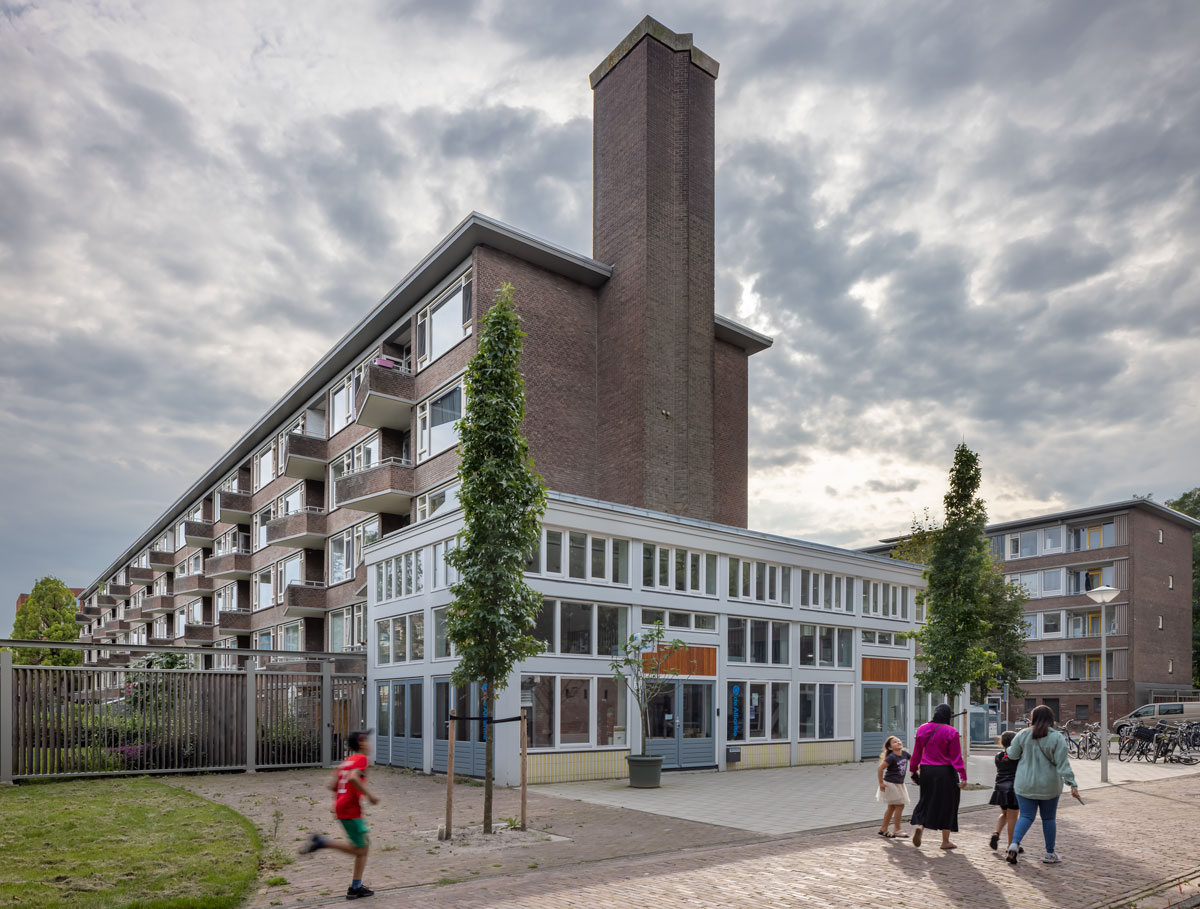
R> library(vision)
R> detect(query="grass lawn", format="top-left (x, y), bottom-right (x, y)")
top-left (0, 777), bottom-right (261, 908)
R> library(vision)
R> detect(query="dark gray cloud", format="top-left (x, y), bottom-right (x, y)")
top-left (3, 1), bottom-right (1199, 631)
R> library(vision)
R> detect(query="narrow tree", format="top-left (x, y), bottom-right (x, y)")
top-left (10, 577), bottom-right (83, 666)
top-left (1165, 487), bottom-right (1200, 686)
top-left (892, 508), bottom-right (1032, 702)
top-left (446, 283), bottom-right (547, 834)
top-left (908, 445), bottom-right (995, 707)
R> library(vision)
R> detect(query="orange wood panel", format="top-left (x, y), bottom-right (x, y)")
top-left (645, 645), bottom-right (717, 678)
top-left (862, 657), bottom-right (908, 683)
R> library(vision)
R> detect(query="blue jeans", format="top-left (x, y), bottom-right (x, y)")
top-left (1012, 794), bottom-right (1059, 853)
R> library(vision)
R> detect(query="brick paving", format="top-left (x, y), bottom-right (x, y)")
top-left (170, 765), bottom-right (1200, 908)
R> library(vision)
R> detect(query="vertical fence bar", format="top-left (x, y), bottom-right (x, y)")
top-left (245, 664), bottom-right (257, 773)
top-left (1, 650), bottom-right (12, 784)
top-left (321, 662), bottom-right (333, 767)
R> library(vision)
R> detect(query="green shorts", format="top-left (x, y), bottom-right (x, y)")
top-left (338, 817), bottom-right (369, 849)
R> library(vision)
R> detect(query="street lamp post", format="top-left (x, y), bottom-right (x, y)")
top-left (1085, 584), bottom-right (1120, 784)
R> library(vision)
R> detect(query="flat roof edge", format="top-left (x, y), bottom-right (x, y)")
top-left (714, 313), bottom-right (773, 354)
top-left (589, 15), bottom-right (719, 88)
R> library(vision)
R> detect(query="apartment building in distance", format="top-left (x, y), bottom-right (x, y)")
top-left (869, 499), bottom-right (1199, 728)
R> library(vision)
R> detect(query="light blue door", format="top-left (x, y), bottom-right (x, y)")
top-left (389, 679), bottom-right (423, 769)
top-left (647, 682), bottom-right (715, 769)
top-left (862, 685), bottom-right (907, 759)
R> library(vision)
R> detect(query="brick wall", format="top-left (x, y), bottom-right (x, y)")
top-left (1128, 509), bottom-right (1194, 697)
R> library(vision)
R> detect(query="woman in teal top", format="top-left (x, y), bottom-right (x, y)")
top-left (1004, 705), bottom-right (1082, 864)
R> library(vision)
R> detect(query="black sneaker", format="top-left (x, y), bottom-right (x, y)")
top-left (298, 834), bottom-right (327, 855)
top-left (346, 885), bottom-right (375, 900)
top-left (989, 833), bottom-right (999, 850)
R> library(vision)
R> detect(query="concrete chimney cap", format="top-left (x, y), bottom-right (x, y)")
top-left (589, 15), bottom-right (719, 88)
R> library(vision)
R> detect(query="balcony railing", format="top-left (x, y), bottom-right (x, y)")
top-left (183, 623), bottom-right (218, 644)
top-left (216, 610), bottom-right (252, 633)
top-left (334, 458), bottom-right (415, 515)
top-left (174, 573), bottom-right (215, 597)
top-left (282, 581), bottom-right (328, 618)
top-left (148, 549), bottom-right (175, 571)
top-left (142, 594), bottom-right (176, 615)
top-left (217, 490), bottom-right (253, 525)
top-left (108, 584), bottom-right (133, 601)
top-left (206, 552), bottom-right (252, 580)
top-left (265, 507), bottom-right (330, 550)
top-left (282, 431), bottom-right (328, 481)
top-left (354, 363), bottom-right (415, 429)
top-left (183, 521), bottom-right (216, 549)
top-left (126, 567), bottom-right (154, 587)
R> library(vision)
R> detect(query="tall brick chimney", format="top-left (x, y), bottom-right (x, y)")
top-left (591, 17), bottom-right (720, 522)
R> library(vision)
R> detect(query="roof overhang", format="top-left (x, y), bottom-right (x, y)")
top-left (714, 313), bottom-right (773, 355)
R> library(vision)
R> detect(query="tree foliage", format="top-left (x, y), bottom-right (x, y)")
top-left (907, 445), bottom-right (996, 704)
top-left (610, 623), bottom-right (686, 756)
top-left (1165, 487), bottom-right (1200, 687)
top-left (445, 282), bottom-right (547, 832)
top-left (10, 577), bottom-right (83, 666)
top-left (892, 504), bottom-right (1032, 702)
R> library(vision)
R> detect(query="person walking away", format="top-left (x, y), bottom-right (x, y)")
top-left (1005, 705), bottom-right (1082, 865)
top-left (989, 730), bottom-right (1021, 852)
top-left (299, 730), bottom-right (381, 899)
top-left (876, 735), bottom-right (911, 838)
top-left (909, 703), bottom-right (968, 849)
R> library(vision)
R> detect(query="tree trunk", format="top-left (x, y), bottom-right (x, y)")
top-left (483, 682), bottom-right (494, 834)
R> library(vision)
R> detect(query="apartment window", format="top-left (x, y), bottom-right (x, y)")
top-left (520, 674), bottom-right (627, 750)
top-left (254, 629), bottom-right (273, 651)
top-left (796, 682), bottom-right (846, 740)
top-left (798, 624), bottom-right (855, 668)
top-left (253, 505), bottom-right (274, 551)
top-left (415, 482), bottom-right (460, 522)
top-left (214, 583), bottom-right (240, 613)
top-left (277, 484), bottom-right (303, 517)
top-left (214, 528), bottom-right (250, 557)
top-left (329, 528), bottom-right (355, 585)
top-left (1041, 569), bottom-right (1062, 596)
top-left (254, 568), bottom-right (273, 611)
top-left (532, 530), bottom-right (630, 585)
top-left (642, 545), bottom-right (716, 595)
top-left (1041, 654), bottom-right (1063, 679)
top-left (725, 556), bottom-right (788, 605)
top-left (724, 619), bottom-right (789, 665)
top-left (329, 604), bottom-right (364, 652)
top-left (416, 385), bottom-right (462, 460)
top-left (280, 555), bottom-right (302, 596)
top-left (1041, 611), bottom-right (1062, 637)
top-left (431, 538), bottom-right (460, 590)
top-left (726, 681), bottom-right (789, 741)
top-left (329, 435), bottom-right (380, 498)
top-left (531, 600), bottom-right (628, 658)
top-left (1070, 522), bottom-right (1115, 551)
top-left (253, 445), bottom-right (275, 491)
top-left (329, 360), bottom-right (369, 434)
top-left (1043, 526), bottom-right (1063, 552)
top-left (433, 607), bottom-right (453, 659)
top-left (281, 621), bottom-right (301, 651)
top-left (415, 274), bottom-right (473, 370)
top-left (1068, 565), bottom-right (1114, 594)
top-left (173, 610), bottom-right (185, 638)
top-left (642, 608), bottom-right (716, 632)
top-left (374, 548), bottom-right (424, 601)
top-left (376, 612), bottom-right (424, 664)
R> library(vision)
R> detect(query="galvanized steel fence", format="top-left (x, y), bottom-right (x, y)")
top-left (0, 649), bottom-right (365, 782)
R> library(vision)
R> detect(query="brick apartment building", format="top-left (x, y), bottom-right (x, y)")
top-left (868, 499), bottom-right (1199, 728)
top-left (75, 16), bottom-right (768, 667)
top-left (75, 19), bottom-right (933, 780)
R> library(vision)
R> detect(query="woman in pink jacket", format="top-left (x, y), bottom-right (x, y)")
top-left (909, 703), bottom-right (968, 848)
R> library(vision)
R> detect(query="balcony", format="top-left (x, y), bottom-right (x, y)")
top-left (108, 584), bottom-right (132, 601)
top-left (96, 653), bottom-right (132, 668)
top-left (75, 612), bottom-right (89, 624)
top-left (354, 363), bottom-right (415, 429)
top-left (147, 636), bottom-right (173, 646)
top-left (207, 552), bottom-right (252, 580)
top-left (216, 610), bottom-right (252, 633)
top-left (77, 634), bottom-right (93, 645)
top-left (143, 594), bottom-right (176, 615)
top-left (282, 582), bottom-right (328, 618)
top-left (80, 605), bottom-right (103, 619)
top-left (217, 490), bottom-right (253, 525)
top-left (127, 567), bottom-right (154, 587)
top-left (174, 573), bottom-right (214, 597)
top-left (183, 623), bottom-right (218, 644)
top-left (148, 549), bottom-right (175, 571)
top-left (282, 432), bottom-right (328, 481)
top-left (266, 508), bottom-right (330, 550)
top-left (103, 619), bottom-right (132, 634)
top-left (183, 521), bottom-right (215, 549)
top-left (334, 459), bottom-right (415, 515)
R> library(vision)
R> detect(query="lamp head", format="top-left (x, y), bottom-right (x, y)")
top-left (1086, 585), bottom-right (1120, 604)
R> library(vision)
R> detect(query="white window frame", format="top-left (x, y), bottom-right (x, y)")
top-left (415, 272), bottom-right (473, 372)
top-left (519, 673), bottom-right (629, 752)
top-left (416, 383), bottom-right (463, 461)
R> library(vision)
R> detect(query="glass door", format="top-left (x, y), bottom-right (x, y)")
top-left (646, 681), bottom-right (715, 769)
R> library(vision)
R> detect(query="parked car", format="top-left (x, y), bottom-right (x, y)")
top-left (1113, 701), bottom-right (1200, 736)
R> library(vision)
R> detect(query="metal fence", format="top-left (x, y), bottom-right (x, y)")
top-left (1, 649), bottom-right (365, 782)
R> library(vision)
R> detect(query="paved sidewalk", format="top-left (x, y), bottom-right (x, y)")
top-left (533, 750), bottom-right (1196, 835)
top-left (323, 774), bottom-right (1200, 908)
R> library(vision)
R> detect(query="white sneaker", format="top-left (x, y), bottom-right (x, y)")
top-left (1042, 852), bottom-right (1062, 864)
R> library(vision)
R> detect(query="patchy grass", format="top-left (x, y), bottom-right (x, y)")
top-left (0, 777), bottom-right (260, 908)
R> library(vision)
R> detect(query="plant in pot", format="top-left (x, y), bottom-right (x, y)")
top-left (611, 622), bottom-right (687, 788)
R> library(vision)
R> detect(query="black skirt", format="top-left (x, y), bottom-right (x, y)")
top-left (989, 783), bottom-right (1019, 811)
top-left (911, 764), bottom-right (961, 831)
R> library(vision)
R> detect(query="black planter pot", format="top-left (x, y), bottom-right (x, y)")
top-left (626, 753), bottom-right (664, 788)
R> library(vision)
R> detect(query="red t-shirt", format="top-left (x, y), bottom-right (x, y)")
top-left (334, 753), bottom-right (369, 819)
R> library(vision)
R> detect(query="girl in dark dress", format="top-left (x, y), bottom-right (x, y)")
top-left (989, 730), bottom-right (1021, 851)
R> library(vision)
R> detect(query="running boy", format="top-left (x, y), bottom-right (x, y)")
top-left (299, 730), bottom-right (379, 900)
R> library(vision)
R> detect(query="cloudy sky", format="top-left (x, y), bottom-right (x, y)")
top-left (3, 0), bottom-right (1199, 630)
